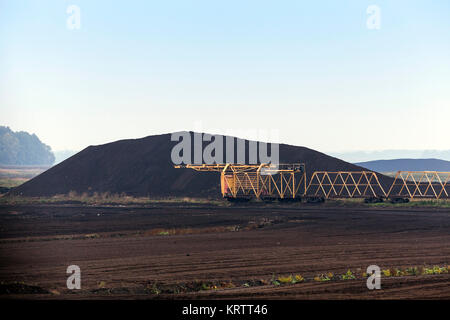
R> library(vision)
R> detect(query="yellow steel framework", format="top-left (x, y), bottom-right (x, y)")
top-left (306, 171), bottom-right (387, 199)
top-left (175, 165), bottom-right (450, 201)
top-left (174, 163), bottom-right (306, 199)
top-left (386, 171), bottom-right (450, 199)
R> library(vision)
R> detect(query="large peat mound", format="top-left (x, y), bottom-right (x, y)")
top-left (9, 132), bottom-right (388, 198)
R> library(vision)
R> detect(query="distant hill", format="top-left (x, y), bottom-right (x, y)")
top-left (355, 159), bottom-right (450, 172)
top-left (0, 126), bottom-right (55, 165)
top-left (331, 150), bottom-right (450, 162)
top-left (9, 132), bottom-right (393, 197)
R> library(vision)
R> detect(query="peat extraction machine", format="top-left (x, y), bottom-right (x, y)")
top-left (175, 164), bottom-right (450, 203)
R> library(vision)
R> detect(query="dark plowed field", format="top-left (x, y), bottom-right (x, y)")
top-left (0, 204), bottom-right (449, 299)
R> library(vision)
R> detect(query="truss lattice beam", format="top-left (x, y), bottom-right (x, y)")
top-left (386, 171), bottom-right (450, 199)
top-left (306, 171), bottom-right (386, 199)
top-left (175, 163), bottom-right (306, 199)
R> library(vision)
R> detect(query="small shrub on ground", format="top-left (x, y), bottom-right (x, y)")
top-left (277, 275), bottom-right (293, 284)
top-left (259, 279), bottom-right (269, 285)
top-left (149, 283), bottom-right (160, 295)
top-left (314, 274), bottom-right (331, 282)
top-left (423, 267), bottom-right (434, 275)
top-left (405, 267), bottom-right (418, 276)
top-left (201, 282), bottom-right (212, 290)
top-left (382, 269), bottom-right (391, 277)
top-left (341, 270), bottom-right (355, 280)
top-left (393, 268), bottom-right (404, 276)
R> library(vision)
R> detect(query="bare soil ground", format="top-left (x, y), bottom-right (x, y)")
top-left (0, 203), bottom-right (449, 299)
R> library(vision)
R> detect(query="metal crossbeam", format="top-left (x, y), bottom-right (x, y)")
top-left (175, 165), bottom-right (450, 201)
top-left (386, 171), bottom-right (450, 199)
top-left (175, 163), bottom-right (306, 199)
top-left (306, 171), bottom-right (386, 199)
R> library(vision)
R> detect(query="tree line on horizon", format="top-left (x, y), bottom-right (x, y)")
top-left (0, 126), bottom-right (55, 166)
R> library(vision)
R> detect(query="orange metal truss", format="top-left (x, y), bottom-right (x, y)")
top-left (386, 171), bottom-right (450, 199)
top-left (306, 171), bottom-right (387, 199)
top-left (176, 165), bottom-right (450, 201)
top-left (175, 163), bottom-right (306, 199)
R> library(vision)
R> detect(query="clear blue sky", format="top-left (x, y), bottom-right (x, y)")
top-left (1, 0), bottom-right (449, 152)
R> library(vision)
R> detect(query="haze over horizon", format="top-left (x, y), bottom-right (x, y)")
top-left (2, 126), bottom-right (450, 164)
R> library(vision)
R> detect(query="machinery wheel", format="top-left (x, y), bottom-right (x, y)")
top-left (390, 197), bottom-right (410, 204)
